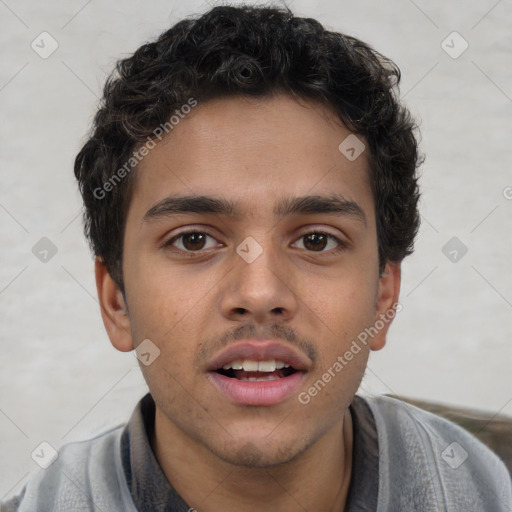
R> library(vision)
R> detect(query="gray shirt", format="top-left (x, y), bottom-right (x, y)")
top-left (2, 393), bottom-right (511, 511)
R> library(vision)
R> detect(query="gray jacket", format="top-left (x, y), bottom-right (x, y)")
top-left (2, 394), bottom-right (511, 511)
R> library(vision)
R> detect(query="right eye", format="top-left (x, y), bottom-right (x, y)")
top-left (164, 230), bottom-right (222, 253)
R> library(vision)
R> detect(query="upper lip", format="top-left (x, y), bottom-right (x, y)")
top-left (206, 339), bottom-right (313, 372)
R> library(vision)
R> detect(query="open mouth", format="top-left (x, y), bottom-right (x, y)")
top-left (208, 353), bottom-right (307, 405)
top-left (215, 359), bottom-right (298, 382)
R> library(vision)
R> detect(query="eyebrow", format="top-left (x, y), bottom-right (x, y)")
top-left (144, 194), bottom-right (366, 225)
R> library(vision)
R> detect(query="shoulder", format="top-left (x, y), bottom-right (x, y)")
top-left (1, 424), bottom-right (137, 512)
top-left (357, 394), bottom-right (512, 511)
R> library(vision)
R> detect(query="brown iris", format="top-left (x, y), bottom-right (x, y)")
top-left (302, 233), bottom-right (328, 251)
top-left (181, 233), bottom-right (207, 251)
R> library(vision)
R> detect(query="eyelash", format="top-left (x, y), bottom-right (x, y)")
top-left (163, 229), bottom-right (348, 256)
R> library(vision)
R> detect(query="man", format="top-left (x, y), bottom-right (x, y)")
top-left (3, 4), bottom-right (511, 511)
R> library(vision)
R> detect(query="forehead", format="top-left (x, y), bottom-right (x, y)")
top-left (128, 93), bottom-right (373, 223)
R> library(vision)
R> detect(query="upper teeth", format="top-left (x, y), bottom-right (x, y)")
top-left (222, 359), bottom-right (290, 372)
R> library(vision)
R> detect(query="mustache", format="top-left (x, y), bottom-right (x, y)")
top-left (196, 322), bottom-right (317, 365)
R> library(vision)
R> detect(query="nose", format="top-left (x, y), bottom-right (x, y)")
top-left (219, 239), bottom-right (299, 325)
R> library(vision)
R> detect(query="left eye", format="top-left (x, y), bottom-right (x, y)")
top-left (292, 232), bottom-right (343, 252)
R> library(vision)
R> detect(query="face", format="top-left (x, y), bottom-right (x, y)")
top-left (98, 93), bottom-right (400, 468)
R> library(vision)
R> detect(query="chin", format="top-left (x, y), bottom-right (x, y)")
top-left (211, 436), bottom-right (310, 469)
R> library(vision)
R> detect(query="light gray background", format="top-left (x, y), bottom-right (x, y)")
top-left (1, 0), bottom-right (511, 500)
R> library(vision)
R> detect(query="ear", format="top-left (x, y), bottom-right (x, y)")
top-left (95, 258), bottom-right (134, 352)
top-left (370, 261), bottom-right (401, 352)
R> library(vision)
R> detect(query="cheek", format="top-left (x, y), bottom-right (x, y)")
top-left (126, 260), bottom-right (208, 337)
top-left (299, 269), bottom-right (378, 331)
top-left (127, 268), bottom-right (207, 402)
top-left (294, 271), bottom-right (378, 390)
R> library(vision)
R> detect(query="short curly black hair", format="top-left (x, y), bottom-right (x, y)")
top-left (74, 4), bottom-right (422, 292)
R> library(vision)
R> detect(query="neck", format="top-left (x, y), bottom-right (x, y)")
top-left (154, 409), bottom-right (353, 512)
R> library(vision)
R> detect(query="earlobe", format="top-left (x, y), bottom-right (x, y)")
top-left (95, 258), bottom-right (134, 352)
top-left (370, 261), bottom-right (401, 352)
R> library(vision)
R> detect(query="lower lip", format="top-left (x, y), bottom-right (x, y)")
top-left (208, 371), bottom-right (305, 406)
